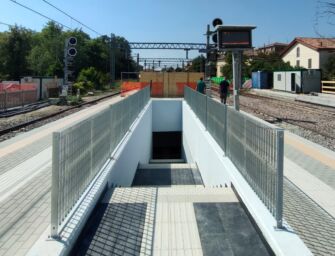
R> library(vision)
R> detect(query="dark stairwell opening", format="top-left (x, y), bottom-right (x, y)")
top-left (152, 131), bottom-right (182, 160)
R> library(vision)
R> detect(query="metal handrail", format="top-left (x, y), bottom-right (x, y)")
top-left (51, 86), bottom-right (150, 237)
top-left (184, 86), bottom-right (284, 228)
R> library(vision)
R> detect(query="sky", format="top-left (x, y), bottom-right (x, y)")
top-left (0, 0), bottom-right (334, 60)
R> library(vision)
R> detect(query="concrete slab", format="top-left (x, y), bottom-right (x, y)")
top-left (296, 94), bottom-right (335, 108)
top-left (194, 202), bottom-right (273, 256)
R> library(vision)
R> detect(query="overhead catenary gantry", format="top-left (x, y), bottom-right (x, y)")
top-left (129, 42), bottom-right (211, 59)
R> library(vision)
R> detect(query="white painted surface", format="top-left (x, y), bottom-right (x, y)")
top-left (182, 102), bottom-right (230, 187)
top-left (273, 72), bottom-right (286, 91)
top-left (108, 101), bottom-right (152, 186)
top-left (152, 99), bottom-right (182, 132)
top-left (28, 100), bottom-right (152, 256)
top-left (182, 101), bottom-right (312, 256)
top-left (282, 43), bottom-right (320, 69)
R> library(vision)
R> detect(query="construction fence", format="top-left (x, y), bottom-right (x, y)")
top-left (0, 83), bottom-right (38, 111)
top-left (121, 71), bottom-right (203, 97)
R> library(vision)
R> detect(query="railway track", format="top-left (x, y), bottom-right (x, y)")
top-left (209, 89), bottom-right (335, 148)
top-left (237, 92), bottom-right (335, 145)
top-left (0, 91), bottom-right (120, 137)
top-left (241, 92), bottom-right (335, 119)
top-left (239, 102), bottom-right (335, 141)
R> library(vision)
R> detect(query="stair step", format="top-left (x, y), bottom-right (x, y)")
top-left (149, 159), bottom-right (185, 164)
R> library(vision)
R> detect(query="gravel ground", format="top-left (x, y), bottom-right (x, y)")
top-left (222, 91), bottom-right (335, 152)
top-left (0, 91), bottom-right (119, 142)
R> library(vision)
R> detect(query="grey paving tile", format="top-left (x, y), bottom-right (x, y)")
top-left (0, 136), bottom-right (51, 176)
top-left (0, 168), bottom-right (51, 255)
top-left (194, 202), bottom-right (274, 256)
top-left (285, 143), bottom-right (335, 189)
top-left (284, 178), bottom-right (335, 256)
top-left (70, 203), bottom-right (147, 256)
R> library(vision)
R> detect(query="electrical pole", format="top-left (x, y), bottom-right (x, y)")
top-left (232, 51), bottom-right (242, 111)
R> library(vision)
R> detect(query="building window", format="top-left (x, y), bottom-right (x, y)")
top-left (308, 58), bottom-right (312, 69)
top-left (297, 47), bottom-right (300, 57)
top-left (277, 74), bottom-right (281, 81)
top-left (296, 60), bottom-right (300, 67)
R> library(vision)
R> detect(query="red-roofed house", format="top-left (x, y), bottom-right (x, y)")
top-left (281, 37), bottom-right (335, 70)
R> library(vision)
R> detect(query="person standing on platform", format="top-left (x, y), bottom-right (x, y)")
top-left (219, 77), bottom-right (230, 104)
top-left (196, 77), bottom-right (206, 94)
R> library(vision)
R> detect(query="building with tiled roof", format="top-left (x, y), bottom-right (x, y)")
top-left (256, 42), bottom-right (288, 55)
top-left (281, 37), bottom-right (335, 70)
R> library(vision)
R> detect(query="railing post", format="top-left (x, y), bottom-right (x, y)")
top-left (223, 105), bottom-right (228, 153)
top-left (21, 90), bottom-right (24, 107)
top-left (275, 129), bottom-right (284, 229)
top-left (51, 132), bottom-right (60, 238)
top-left (4, 90), bottom-right (7, 111)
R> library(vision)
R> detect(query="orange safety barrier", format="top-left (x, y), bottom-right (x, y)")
top-left (0, 83), bottom-right (37, 92)
top-left (176, 82), bottom-right (197, 96)
top-left (121, 82), bottom-right (148, 96)
top-left (150, 82), bottom-right (164, 97)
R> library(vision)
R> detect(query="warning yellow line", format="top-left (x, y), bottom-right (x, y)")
top-left (285, 133), bottom-right (335, 169)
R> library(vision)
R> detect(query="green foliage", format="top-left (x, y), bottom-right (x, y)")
top-left (249, 52), bottom-right (294, 72)
top-left (0, 22), bottom-right (136, 82)
top-left (75, 67), bottom-right (107, 93)
top-left (324, 54), bottom-right (335, 80)
top-left (0, 25), bottom-right (34, 80)
top-left (220, 52), bottom-right (296, 80)
top-left (189, 55), bottom-right (205, 72)
top-left (28, 22), bottom-right (64, 77)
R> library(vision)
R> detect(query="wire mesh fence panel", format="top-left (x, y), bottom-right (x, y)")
top-left (0, 90), bottom-right (37, 110)
top-left (206, 97), bottom-right (227, 152)
top-left (0, 92), bottom-right (5, 110)
top-left (92, 108), bottom-right (112, 177)
top-left (184, 87), bottom-right (283, 227)
top-left (226, 106), bottom-right (283, 224)
top-left (184, 86), bottom-right (207, 126)
top-left (51, 86), bottom-right (150, 237)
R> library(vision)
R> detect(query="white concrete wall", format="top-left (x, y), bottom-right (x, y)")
top-left (273, 72), bottom-right (286, 91)
top-left (282, 43), bottom-right (320, 69)
top-left (182, 102), bottom-right (230, 186)
top-left (152, 99), bottom-right (182, 132)
top-left (182, 101), bottom-right (312, 256)
top-left (107, 101), bottom-right (152, 186)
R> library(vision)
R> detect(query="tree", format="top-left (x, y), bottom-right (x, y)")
top-left (249, 52), bottom-right (294, 72)
top-left (220, 52), bottom-right (250, 80)
top-left (28, 21), bottom-right (64, 77)
top-left (0, 25), bottom-right (34, 80)
top-left (74, 67), bottom-right (108, 93)
top-left (112, 36), bottom-right (137, 79)
top-left (189, 55), bottom-right (205, 72)
top-left (315, 0), bottom-right (335, 36)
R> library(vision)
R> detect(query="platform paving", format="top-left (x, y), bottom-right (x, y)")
top-left (0, 96), bottom-right (124, 256)
top-left (72, 186), bottom-right (248, 256)
top-left (0, 93), bottom-right (335, 255)
top-left (284, 178), bottom-right (335, 256)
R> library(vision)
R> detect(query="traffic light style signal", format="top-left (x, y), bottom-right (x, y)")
top-left (68, 47), bottom-right (77, 57)
top-left (66, 37), bottom-right (77, 57)
top-left (212, 18), bottom-right (223, 28)
top-left (68, 37), bottom-right (77, 46)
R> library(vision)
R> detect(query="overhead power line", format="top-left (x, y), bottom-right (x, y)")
top-left (9, 0), bottom-right (72, 30)
top-left (42, 0), bottom-right (103, 36)
top-left (0, 21), bottom-right (13, 27)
